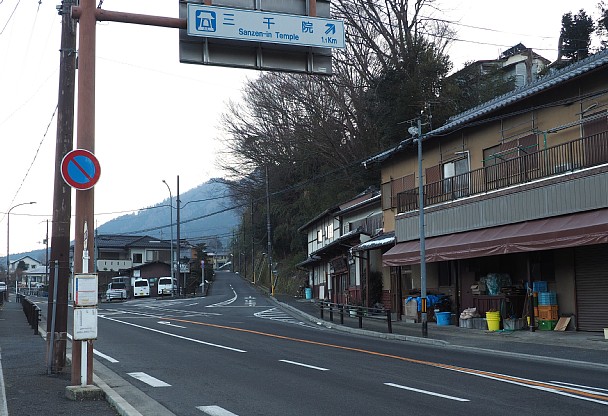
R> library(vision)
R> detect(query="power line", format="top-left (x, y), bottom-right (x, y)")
top-left (1, 104), bottom-right (57, 224)
top-left (0, 0), bottom-right (21, 36)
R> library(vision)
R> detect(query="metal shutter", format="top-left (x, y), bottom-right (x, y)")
top-left (575, 244), bottom-right (608, 331)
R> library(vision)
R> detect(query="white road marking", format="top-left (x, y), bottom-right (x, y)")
top-left (101, 316), bottom-right (246, 353)
top-left (254, 307), bottom-right (311, 327)
top-left (184, 303), bottom-right (199, 307)
top-left (548, 381), bottom-right (608, 396)
top-left (128, 372), bottom-right (171, 387)
top-left (66, 333), bottom-right (119, 363)
top-left (385, 383), bottom-right (470, 402)
top-left (206, 288), bottom-right (238, 307)
top-left (93, 349), bottom-right (119, 363)
top-left (158, 321), bottom-right (187, 328)
top-left (437, 366), bottom-right (608, 406)
top-left (279, 360), bottom-right (329, 371)
top-left (196, 405), bottom-right (239, 415)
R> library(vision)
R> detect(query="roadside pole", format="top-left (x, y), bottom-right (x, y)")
top-left (48, 0), bottom-right (76, 374)
top-left (71, 0), bottom-right (96, 386)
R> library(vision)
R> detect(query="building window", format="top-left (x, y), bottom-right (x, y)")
top-left (443, 157), bottom-right (469, 197)
top-left (317, 229), bottom-right (322, 243)
top-left (132, 253), bottom-right (142, 263)
top-left (326, 224), bottom-right (333, 239)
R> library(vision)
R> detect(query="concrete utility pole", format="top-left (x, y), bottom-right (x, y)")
top-left (415, 117), bottom-right (428, 338)
top-left (265, 166), bottom-right (274, 295)
top-left (177, 175), bottom-right (182, 295)
top-left (47, 0), bottom-right (77, 374)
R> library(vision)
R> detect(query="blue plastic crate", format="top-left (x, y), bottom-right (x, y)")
top-left (533, 281), bottom-right (548, 293)
top-left (538, 291), bottom-right (557, 305)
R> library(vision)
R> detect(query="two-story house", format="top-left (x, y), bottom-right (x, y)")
top-left (298, 188), bottom-right (382, 305)
top-left (365, 49), bottom-right (608, 331)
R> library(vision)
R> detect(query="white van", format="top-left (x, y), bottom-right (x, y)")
top-left (157, 277), bottom-right (177, 296)
top-left (133, 278), bottom-right (150, 297)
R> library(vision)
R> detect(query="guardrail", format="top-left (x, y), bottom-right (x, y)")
top-left (19, 294), bottom-right (41, 335)
top-left (319, 301), bottom-right (392, 333)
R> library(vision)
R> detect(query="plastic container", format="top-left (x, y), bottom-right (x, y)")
top-left (486, 311), bottom-right (501, 331)
top-left (304, 287), bottom-right (312, 300)
top-left (538, 319), bottom-right (558, 331)
top-left (503, 318), bottom-right (525, 330)
top-left (538, 305), bottom-right (558, 320)
top-left (533, 281), bottom-right (548, 293)
top-left (436, 312), bottom-right (451, 326)
top-left (538, 292), bottom-right (557, 305)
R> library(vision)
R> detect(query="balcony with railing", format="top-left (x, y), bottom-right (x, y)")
top-left (397, 133), bottom-right (608, 213)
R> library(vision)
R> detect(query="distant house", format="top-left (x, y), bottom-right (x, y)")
top-left (298, 188), bottom-right (382, 305)
top-left (453, 43), bottom-right (550, 89)
top-left (9, 256), bottom-right (42, 287)
top-left (23, 265), bottom-right (49, 286)
top-left (93, 234), bottom-right (195, 295)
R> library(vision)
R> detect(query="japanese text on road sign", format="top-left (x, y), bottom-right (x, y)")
top-left (187, 4), bottom-right (345, 49)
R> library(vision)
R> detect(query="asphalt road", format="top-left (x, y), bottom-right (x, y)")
top-left (38, 272), bottom-right (608, 415)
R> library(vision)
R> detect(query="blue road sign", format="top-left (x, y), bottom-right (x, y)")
top-left (61, 149), bottom-right (101, 190)
top-left (187, 4), bottom-right (345, 49)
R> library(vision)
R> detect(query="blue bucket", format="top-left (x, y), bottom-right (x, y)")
top-left (304, 287), bottom-right (312, 300)
top-left (436, 312), bottom-right (451, 326)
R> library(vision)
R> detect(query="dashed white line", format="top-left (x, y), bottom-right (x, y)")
top-left (158, 321), bottom-right (187, 328)
top-left (279, 360), bottom-right (329, 371)
top-left (101, 316), bottom-right (246, 353)
top-left (384, 382), bottom-right (470, 402)
top-left (196, 405), bottom-right (239, 415)
top-left (66, 333), bottom-right (119, 363)
top-left (128, 372), bottom-right (171, 387)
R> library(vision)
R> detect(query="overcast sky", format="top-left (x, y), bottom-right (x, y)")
top-left (0, 0), bottom-right (599, 255)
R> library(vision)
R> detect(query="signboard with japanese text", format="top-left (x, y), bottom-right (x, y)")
top-left (179, 0), bottom-right (339, 75)
top-left (187, 4), bottom-right (345, 49)
top-left (73, 274), bottom-right (98, 307)
top-left (74, 308), bottom-right (98, 340)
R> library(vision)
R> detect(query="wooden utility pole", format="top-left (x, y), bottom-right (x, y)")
top-left (47, 0), bottom-right (77, 374)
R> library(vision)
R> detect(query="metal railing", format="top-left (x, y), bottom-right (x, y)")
top-left (19, 294), bottom-right (41, 335)
top-left (319, 301), bottom-right (392, 333)
top-left (398, 133), bottom-right (608, 212)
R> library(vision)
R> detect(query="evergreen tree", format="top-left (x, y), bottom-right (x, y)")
top-left (559, 10), bottom-right (595, 62)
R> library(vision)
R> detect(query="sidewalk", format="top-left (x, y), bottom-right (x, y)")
top-left (0, 296), bottom-right (118, 416)
top-left (272, 294), bottom-right (608, 368)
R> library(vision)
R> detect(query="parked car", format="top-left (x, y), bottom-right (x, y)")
top-left (105, 282), bottom-right (128, 301)
top-left (133, 278), bottom-right (150, 297)
top-left (157, 277), bottom-right (177, 296)
top-left (0, 281), bottom-right (6, 292)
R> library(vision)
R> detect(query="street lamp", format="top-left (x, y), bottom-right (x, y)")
top-left (162, 180), bottom-right (175, 286)
top-left (7, 201), bottom-right (36, 295)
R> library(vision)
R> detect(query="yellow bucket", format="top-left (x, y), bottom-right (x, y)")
top-left (486, 311), bottom-right (501, 331)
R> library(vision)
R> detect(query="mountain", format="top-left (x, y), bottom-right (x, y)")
top-left (1, 180), bottom-right (238, 267)
top-left (96, 179), bottom-right (238, 249)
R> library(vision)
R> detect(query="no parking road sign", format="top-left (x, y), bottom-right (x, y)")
top-left (61, 149), bottom-right (101, 190)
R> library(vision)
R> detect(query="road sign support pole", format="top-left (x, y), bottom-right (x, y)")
top-left (72, 0), bottom-right (96, 387)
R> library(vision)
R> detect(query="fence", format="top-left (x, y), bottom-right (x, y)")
top-left (18, 294), bottom-right (41, 335)
top-left (319, 301), bottom-right (392, 333)
top-left (398, 134), bottom-right (608, 212)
